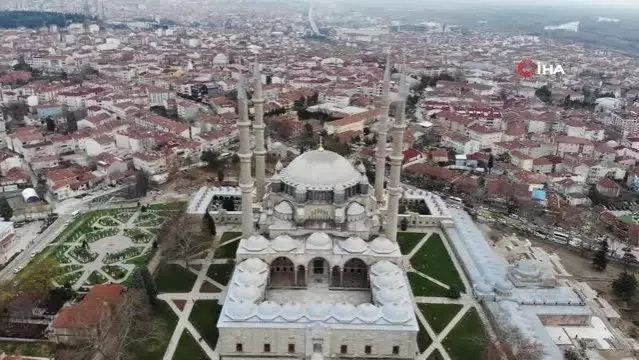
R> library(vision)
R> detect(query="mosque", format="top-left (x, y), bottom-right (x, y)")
top-left (188, 57), bottom-right (451, 359)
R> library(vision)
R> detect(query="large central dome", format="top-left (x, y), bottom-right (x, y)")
top-left (280, 149), bottom-right (361, 190)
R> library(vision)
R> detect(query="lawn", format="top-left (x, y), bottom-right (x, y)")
top-left (128, 301), bottom-right (177, 360)
top-left (56, 271), bottom-right (82, 286)
top-left (0, 340), bottom-right (56, 357)
top-left (442, 308), bottom-right (487, 360)
top-left (408, 272), bottom-right (449, 298)
top-left (146, 202), bottom-right (187, 211)
top-left (102, 265), bottom-right (128, 280)
top-left (416, 312), bottom-right (432, 353)
top-left (189, 301), bottom-right (223, 350)
top-left (206, 263), bottom-right (234, 286)
top-left (173, 331), bottom-right (208, 359)
top-left (85, 270), bottom-right (108, 285)
top-left (427, 349), bottom-right (444, 360)
top-left (418, 303), bottom-right (463, 334)
top-left (155, 264), bottom-right (197, 293)
top-left (410, 233), bottom-right (466, 292)
top-left (213, 232), bottom-right (241, 258)
top-left (397, 232), bottom-right (425, 255)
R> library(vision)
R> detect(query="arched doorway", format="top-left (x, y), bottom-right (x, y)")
top-left (308, 257), bottom-right (329, 285)
top-left (270, 257), bottom-right (295, 287)
top-left (342, 258), bottom-right (368, 288)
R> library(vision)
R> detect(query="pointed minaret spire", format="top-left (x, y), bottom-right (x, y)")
top-left (236, 75), bottom-right (254, 238)
top-left (374, 50), bottom-right (392, 203)
top-left (252, 56), bottom-right (266, 201)
top-left (385, 69), bottom-right (408, 242)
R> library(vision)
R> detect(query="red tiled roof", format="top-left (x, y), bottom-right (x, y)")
top-left (52, 284), bottom-right (124, 330)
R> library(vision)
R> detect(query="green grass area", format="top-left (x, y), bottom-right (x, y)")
top-left (56, 270), bottom-right (82, 286)
top-left (442, 308), bottom-right (487, 360)
top-left (410, 234), bottom-right (466, 292)
top-left (206, 263), bottom-right (234, 286)
top-left (103, 246), bottom-right (145, 264)
top-left (416, 312), bottom-right (432, 353)
top-left (408, 272), bottom-right (449, 297)
top-left (173, 331), bottom-right (208, 359)
top-left (124, 248), bottom-right (154, 266)
top-left (426, 349), bottom-right (444, 360)
top-left (155, 263), bottom-right (197, 293)
top-left (85, 270), bottom-right (108, 285)
top-left (213, 232), bottom-right (241, 258)
top-left (102, 265), bottom-right (128, 280)
top-left (189, 301), bottom-right (222, 350)
top-left (0, 340), bottom-right (56, 357)
top-left (128, 301), bottom-right (177, 360)
top-left (146, 202), bottom-right (187, 211)
top-left (397, 232), bottom-right (425, 255)
top-left (418, 303), bottom-right (463, 334)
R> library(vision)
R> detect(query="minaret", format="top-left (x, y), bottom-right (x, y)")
top-left (237, 77), bottom-right (254, 238)
top-left (252, 56), bottom-right (266, 201)
top-left (385, 72), bottom-right (408, 242)
top-left (374, 52), bottom-right (392, 202)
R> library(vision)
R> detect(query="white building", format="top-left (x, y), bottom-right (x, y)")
top-left (0, 221), bottom-right (17, 264)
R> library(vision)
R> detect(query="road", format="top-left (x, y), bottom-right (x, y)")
top-left (0, 186), bottom-right (129, 281)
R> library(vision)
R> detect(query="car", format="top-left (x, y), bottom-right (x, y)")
top-left (64, 220), bottom-right (70, 225)
top-left (13, 266), bottom-right (22, 274)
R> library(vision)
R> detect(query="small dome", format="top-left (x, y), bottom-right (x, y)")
top-left (271, 235), bottom-right (298, 252)
top-left (281, 302), bottom-right (304, 321)
top-left (475, 282), bottom-right (493, 294)
top-left (356, 303), bottom-right (382, 322)
top-left (235, 271), bottom-right (266, 287)
top-left (275, 160), bottom-right (283, 172)
top-left (274, 201), bottom-right (294, 215)
top-left (382, 303), bottom-right (413, 323)
top-left (242, 235), bottom-right (269, 252)
top-left (370, 236), bottom-right (397, 254)
top-left (370, 260), bottom-right (400, 276)
top-left (256, 301), bottom-right (280, 320)
top-left (230, 285), bottom-right (261, 302)
top-left (307, 232), bottom-right (332, 249)
top-left (225, 300), bottom-right (256, 320)
top-left (339, 237), bottom-right (367, 253)
top-left (376, 288), bottom-right (405, 304)
top-left (356, 162), bottom-right (366, 173)
top-left (346, 202), bottom-right (365, 216)
top-left (372, 274), bottom-right (403, 290)
top-left (238, 258), bottom-right (268, 273)
top-left (332, 302), bottom-right (356, 322)
top-left (495, 279), bottom-right (514, 294)
top-left (306, 302), bottom-right (332, 320)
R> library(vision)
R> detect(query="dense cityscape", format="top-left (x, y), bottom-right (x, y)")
top-left (0, 0), bottom-right (637, 359)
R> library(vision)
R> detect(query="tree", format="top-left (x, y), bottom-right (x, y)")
top-left (203, 211), bottom-right (217, 236)
top-left (70, 289), bottom-right (164, 360)
top-left (400, 217), bottom-right (408, 231)
top-left (66, 111), bottom-right (78, 132)
top-left (363, 127), bottom-right (370, 136)
top-left (487, 154), bottom-right (494, 173)
top-left (222, 197), bottom-right (236, 211)
top-left (446, 285), bottom-right (461, 299)
top-left (272, 120), bottom-right (294, 140)
top-left (164, 213), bottom-right (211, 270)
top-left (135, 171), bottom-right (150, 198)
top-left (217, 169), bottom-right (225, 182)
top-left (201, 150), bottom-right (221, 168)
top-left (592, 240), bottom-right (609, 271)
top-left (308, 92), bottom-right (319, 106)
top-left (612, 271), bottom-right (637, 300)
top-left (0, 197), bottom-right (12, 221)
top-left (45, 116), bottom-right (56, 132)
top-left (534, 85), bottom-right (552, 104)
top-left (399, 204), bottom-right (407, 214)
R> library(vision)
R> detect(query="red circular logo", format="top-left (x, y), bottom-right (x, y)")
top-left (517, 58), bottom-right (537, 78)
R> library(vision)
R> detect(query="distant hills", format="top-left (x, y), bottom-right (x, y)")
top-left (0, 11), bottom-right (88, 29)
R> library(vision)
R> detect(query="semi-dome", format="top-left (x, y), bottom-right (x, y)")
top-left (332, 302), bottom-right (356, 322)
top-left (370, 260), bottom-right (400, 276)
top-left (356, 303), bottom-right (382, 322)
top-left (339, 237), bottom-right (367, 253)
top-left (242, 235), bottom-right (269, 252)
top-left (271, 235), bottom-right (298, 252)
top-left (274, 201), bottom-right (294, 215)
top-left (370, 236), bottom-right (397, 254)
top-left (280, 149), bottom-right (361, 190)
top-left (256, 301), bottom-right (281, 320)
top-left (306, 302), bottom-right (332, 320)
top-left (307, 232), bottom-right (332, 249)
top-left (235, 271), bottom-right (266, 287)
top-left (382, 303), bottom-right (413, 323)
top-left (281, 302), bottom-right (304, 321)
top-left (238, 258), bottom-right (268, 273)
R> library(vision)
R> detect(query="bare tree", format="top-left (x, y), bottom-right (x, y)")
top-left (491, 312), bottom-right (544, 360)
top-left (71, 289), bottom-right (164, 360)
top-left (163, 212), bottom-right (212, 269)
